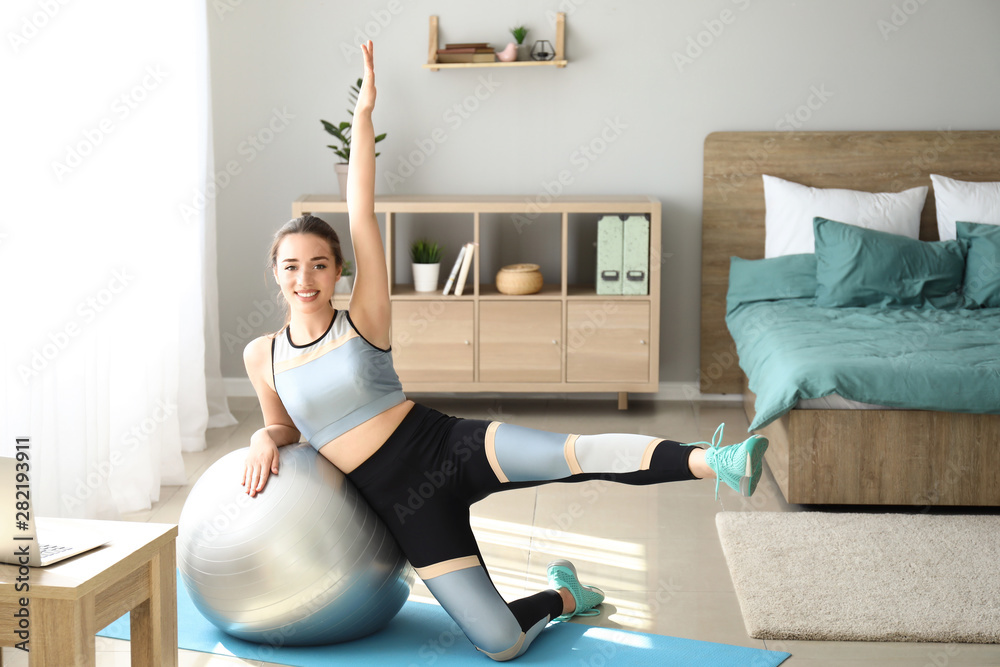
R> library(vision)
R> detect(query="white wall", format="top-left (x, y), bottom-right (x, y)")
top-left (209, 0), bottom-right (1000, 385)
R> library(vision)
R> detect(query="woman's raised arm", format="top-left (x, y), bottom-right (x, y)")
top-left (347, 40), bottom-right (391, 349)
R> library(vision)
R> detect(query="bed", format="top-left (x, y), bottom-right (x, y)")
top-left (700, 131), bottom-right (1000, 506)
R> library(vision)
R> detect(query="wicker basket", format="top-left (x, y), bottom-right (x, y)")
top-left (495, 263), bottom-right (543, 295)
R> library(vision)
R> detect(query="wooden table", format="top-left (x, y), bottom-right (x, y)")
top-left (0, 519), bottom-right (177, 666)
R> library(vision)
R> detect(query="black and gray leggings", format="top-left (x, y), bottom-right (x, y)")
top-left (346, 403), bottom-right (698, 661)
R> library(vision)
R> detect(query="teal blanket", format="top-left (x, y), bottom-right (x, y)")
top-left (727, 299), bottom-right (1000, 430)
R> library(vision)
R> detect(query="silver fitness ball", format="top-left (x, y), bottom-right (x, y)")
top-left (177, 443), bottom-right (413, 645)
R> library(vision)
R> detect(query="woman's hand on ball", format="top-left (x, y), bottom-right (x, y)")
top-left (243, 441), bottom-right (279, 496)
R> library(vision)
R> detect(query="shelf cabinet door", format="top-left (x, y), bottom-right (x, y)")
top-left (391, 301), bottom-right (474, 383)
top-left (566, 302), bottom-right (650, 383)
top-left (480, 301), bottom-right (562, 382)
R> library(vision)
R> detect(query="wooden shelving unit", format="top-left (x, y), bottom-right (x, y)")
top-left (292, 195), bottom-right (659, 408)
top-left (423, 14), bottom-right (567, 71)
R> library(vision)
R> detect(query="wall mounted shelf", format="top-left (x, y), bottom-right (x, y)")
top-left (424, 14), bottom-right (567, 71)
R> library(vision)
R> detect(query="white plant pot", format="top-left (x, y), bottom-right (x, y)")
top-left (335, 276), bottom-right (353, 294)
top-left (412, 263), bottom-right (440, 293)
top-left (334, 164), bottom-right (349, 200)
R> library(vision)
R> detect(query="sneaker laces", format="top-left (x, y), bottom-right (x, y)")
top-left (573, 607), bottom-right (601, 618)
top-left (690, 423), bottom-right (725, 499)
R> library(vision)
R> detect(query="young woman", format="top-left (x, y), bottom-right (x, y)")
top-left (241, 40), bottom-right (768, 662)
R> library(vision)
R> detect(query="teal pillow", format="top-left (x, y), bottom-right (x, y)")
top-left (956, 221), bottom-right (1000, 308)
top-left (813, 217), bottom-right (967, 308)
top-left (727, 254), bottom-right (817, 315)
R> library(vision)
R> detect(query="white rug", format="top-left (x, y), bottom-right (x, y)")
top-left (716, 512), bottom-right (1000, 643)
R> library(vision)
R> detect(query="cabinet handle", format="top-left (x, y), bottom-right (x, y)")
top-left (464, 340), bottom-right (470, 345)
top-left (552, 339), bottom-right (558, 345)
top-left (639, 339), bottom-right (647, 345)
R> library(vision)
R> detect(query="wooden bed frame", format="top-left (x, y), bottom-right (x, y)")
top-left (700, 131), bottom-right (1000, 506)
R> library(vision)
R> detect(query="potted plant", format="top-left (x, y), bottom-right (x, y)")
top-left (335, 259), bottom-right (354, 294)
top-left (509, 25), bottom-right (529, 60)
top-left (321, 78), bottom-right (387, 199)
top-left (410, 239), bottom-right (443, 293)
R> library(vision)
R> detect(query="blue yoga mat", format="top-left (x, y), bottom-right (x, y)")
top-left (98, 572), bottom-right (790, 666)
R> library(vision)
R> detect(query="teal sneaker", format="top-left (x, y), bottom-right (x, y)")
top-left (547, 559), bottom-right (605, 622)
top-left (697, 423), bottom-right (769, 499)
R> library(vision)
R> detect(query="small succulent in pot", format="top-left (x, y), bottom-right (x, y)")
top-left (410, 239), bottom-right (443, 292)
top-left (510, 25), bottom-right (530, 60)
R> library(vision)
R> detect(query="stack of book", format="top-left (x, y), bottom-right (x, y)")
top-left (442, 242), bottom-right (477, 295)
top-left (436, 43), bottom-right (495, 64)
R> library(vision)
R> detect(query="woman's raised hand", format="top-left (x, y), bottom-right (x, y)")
top-left (355, 40), bottom-right (376, 115)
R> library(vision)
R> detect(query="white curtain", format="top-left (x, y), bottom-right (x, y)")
top-left (1, 0), bottom-right (236, 518)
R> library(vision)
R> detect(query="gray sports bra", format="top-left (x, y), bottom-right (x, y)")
top-left (271, 310), bottom-right (406, 450)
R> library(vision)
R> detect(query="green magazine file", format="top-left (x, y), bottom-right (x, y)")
top-left (622, 215), bottom-right (650, 295)
top-left (596, 215), bottom-right (623, 295)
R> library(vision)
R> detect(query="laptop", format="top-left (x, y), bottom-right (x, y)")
top-left (0, 455), bottom-right (109, 567)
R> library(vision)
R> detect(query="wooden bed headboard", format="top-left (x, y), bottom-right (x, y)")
top-left (700, 130), bottom-right (1000, 394)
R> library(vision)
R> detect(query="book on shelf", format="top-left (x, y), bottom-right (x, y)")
top-left (441, 244), bottom-right (468, 295)
top-left (444, 42), bottom-right (491, 49)
top-left (453, 243), bottom-right (476, 296)
top-left (437, 46), bottom-right (495, 54)
top-left (436, 53), bottom-right (496, 64)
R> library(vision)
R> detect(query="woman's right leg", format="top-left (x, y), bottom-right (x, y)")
top-left (411, 531), bottom-right (566, 661)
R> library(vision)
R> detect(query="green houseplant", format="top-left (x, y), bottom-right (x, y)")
top-left (321, 78), bottom-right (387, 198)
top-left (509, 24), bottom-right (529, 60)
top-left (410, 239), bottom-right (443, 264)
top-left (410, 239), bottom-right (443, 293)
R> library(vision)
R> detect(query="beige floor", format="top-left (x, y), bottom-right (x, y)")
top-left (6, 396), bottom-right (1000, 666)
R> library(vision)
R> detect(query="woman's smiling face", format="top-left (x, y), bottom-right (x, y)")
top-left (273, 233), bottom-right (341, 314)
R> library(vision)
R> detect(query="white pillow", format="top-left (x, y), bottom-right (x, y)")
top-left (762, 174), bottom-right (928, 258)
top-left (930, 174), bottom-right (1000, 241)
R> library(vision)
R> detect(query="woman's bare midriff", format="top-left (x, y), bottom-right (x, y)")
top-left (316, 399), bottom-right (415, 473)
